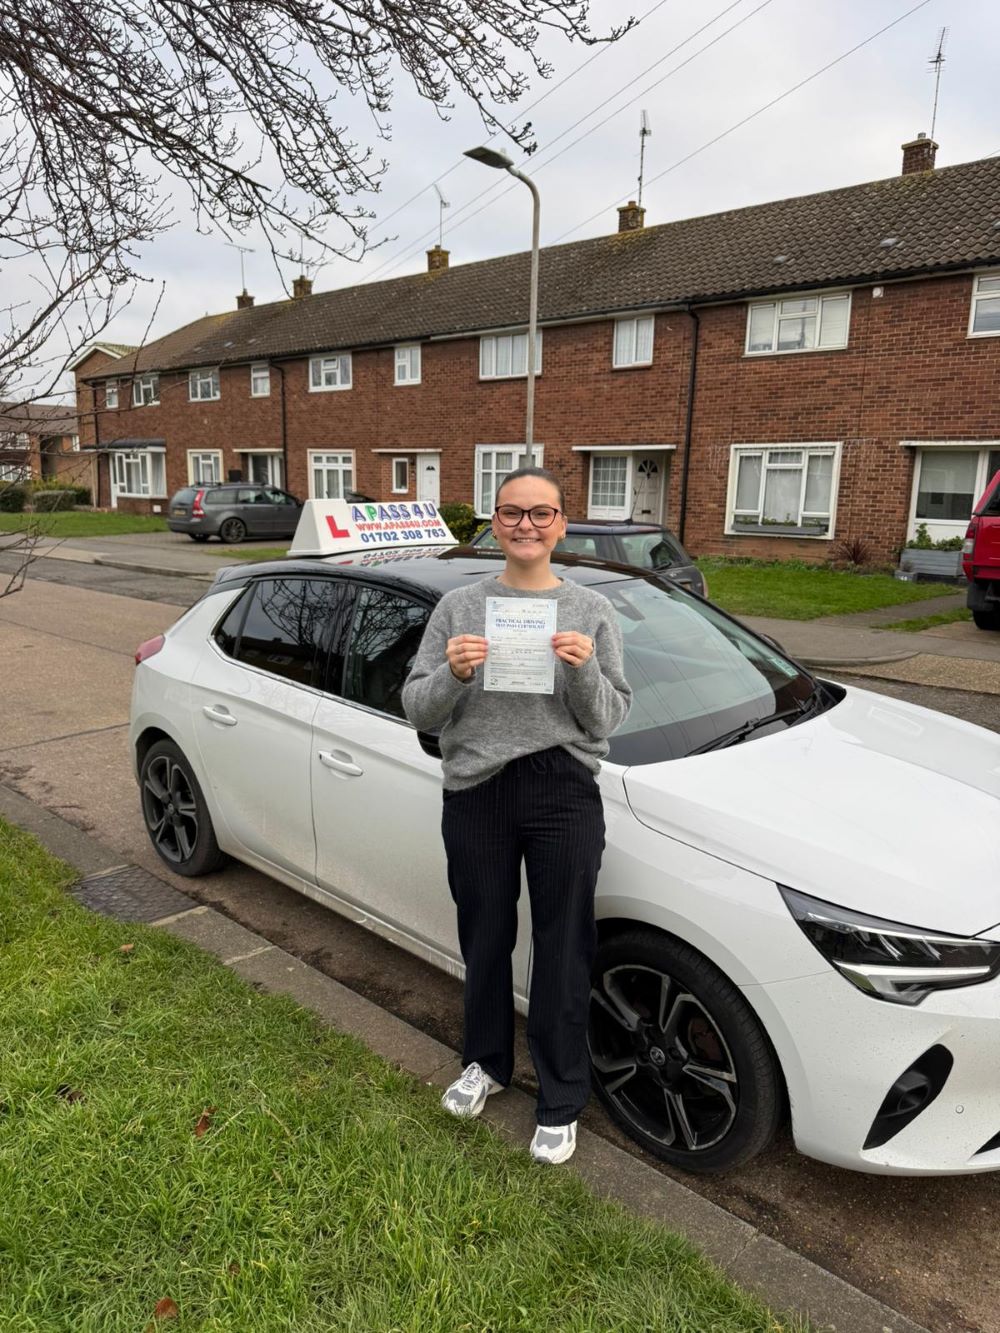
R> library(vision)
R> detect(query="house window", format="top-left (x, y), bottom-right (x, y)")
top-left (474, 445), bottom-right (544, 516)
top-left (969, 274), bottom-right (1000, 337)
top-left (132, 374), bottom-right (160, 406)
top-left (14, 432), bottom-right (30, 450)
top-left (251, 363), bottom-right (271, 396)
top-left (613, 316), bottom-right (654, 368)
top-left (392, 458), bottom-right (409, 493)
top-left (188, 450), bottom-right (222, 484)
top-left (746, 293), bottom-right (850, 355)
top-left (189, 367), bottom-right (221, 401)
top-left (310, 451), bottom-right (354, 499)
top-left (0, 463), bottom-right (30, 481)
top-left (589, 455), bottom-right (630, 519)
top-left (71, 434), bottom-right (80, 452)
top-left (111, 449), bottom-right (166, 497)
top-left (309, 354), bottom-right (352, 391)
top-left (105, 380), bottom-right (119, 409)
top-left (479, 331), bottom-right (542, 380)
top-left (394, 345), bottom-right (421, 385)
top-left (728, 444), bottom-right (839, 537)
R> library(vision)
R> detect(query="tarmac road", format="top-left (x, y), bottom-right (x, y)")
top-left (1, 556), bottom-right (998, 1333)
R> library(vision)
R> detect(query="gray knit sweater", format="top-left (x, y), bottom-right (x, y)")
top-left (402, 576), bottom-right (632, 790)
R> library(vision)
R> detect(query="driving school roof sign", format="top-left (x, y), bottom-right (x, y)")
top-left (288, 499), bottom-right (457, 557)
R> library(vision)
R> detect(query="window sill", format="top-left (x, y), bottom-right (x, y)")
top-left (726, 523), bottom-right (832, 540)
top-left (189, 396), bottom-right (221, 403)
top-left (308, 384), bottom-right (352, 393)
top-left (743, 346), bottom-right (847, 358)
top-left (393, 380), bottom-right (421, 388)
top-left (611, 361), bottom-right (653, 371)
top-left (967, 329), bottom-right (1000, 340)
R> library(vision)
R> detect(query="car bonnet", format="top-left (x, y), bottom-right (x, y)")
top-left (622, 684), bottom-right (1000, 937)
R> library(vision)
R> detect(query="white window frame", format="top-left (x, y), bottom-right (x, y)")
top-left (0, 463), bottom-right (30, 482)
top-left (904, 442), bottom-right (1000, 541)
top-left (309, 353), bottom-right (352, 392)
top-left (394, 344), bottom-right (421, 386)
top-left (588, 453), bottom-right (633, 520)
top-left (187, 449), bottom-right (223, 485)
top-left (70, 434), bottom-right (80, 452)
top-left (250, 363), bottom-right (271, 397)
top-left (105, 380), bottom-right (119, 409)
top-left (745, 292), bottom-right (851, 356)
top-left (189, 367), bottom-right (221, 401)
top-left (479, 331), bottom-right (543, 380)
top-left (474, 444), bottom-right (545, 517)
top-left (111, 448), bottom-right (166, 498)
top-left (391, 457), bottom-right (409, 493)
top-left (308, 449), bottom-right (355, 499)
top-left (132, 374), bottom-right (160, 407)
top-left (968, 273), bottom-right (1000, 338)
top-left (241, 450), bottom-right (284, 487)
top-left (612, 316), bottom-right (655, 369)
top-left (725, 442), bottom-right (841, 539)
top-left (14, 432), bottom-right (30, 450)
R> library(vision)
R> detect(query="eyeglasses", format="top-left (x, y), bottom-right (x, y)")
top-left (493, 505), bottom-right (562, 528)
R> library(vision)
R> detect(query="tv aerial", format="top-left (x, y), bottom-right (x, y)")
top-left (225, 242), bottom-right (255, 292)
top-left (638, 111), bottom-right (652, 207)
top-left (432, 183), bottom-right (450, 247)
top-left (928, 27), bottom-right (948, 141)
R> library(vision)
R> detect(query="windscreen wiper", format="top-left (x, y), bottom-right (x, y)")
top-left (688, 689), bottom-right (824, 756)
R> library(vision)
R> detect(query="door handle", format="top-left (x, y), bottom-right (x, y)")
top-left (202, 705), bottom-right (238, 727)
top-left (318, 749), bottom-right (363, 778)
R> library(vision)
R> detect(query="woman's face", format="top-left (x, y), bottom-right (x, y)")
top-left (491, 475), bottom-right (567, 569)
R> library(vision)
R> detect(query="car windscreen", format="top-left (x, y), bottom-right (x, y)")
top-left (603, 577), bottom-right (816, 765)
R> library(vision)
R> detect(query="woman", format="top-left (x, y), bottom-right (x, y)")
top-left (402, 467), bottom-right (631, 1165)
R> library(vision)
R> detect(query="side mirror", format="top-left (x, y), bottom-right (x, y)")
top-left (417, 730), bottom-right (442, 760)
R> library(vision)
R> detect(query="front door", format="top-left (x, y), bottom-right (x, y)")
top-left (632, 455), bottom-right (665, 523)
top-left (417, 454), bottom-right (441, 505)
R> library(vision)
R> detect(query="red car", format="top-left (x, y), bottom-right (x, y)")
top-left (962, 468), bottom-right (1000, 631)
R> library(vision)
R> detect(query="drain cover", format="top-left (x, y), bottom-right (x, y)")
top-left (70, 864), bottom-right (195, 923)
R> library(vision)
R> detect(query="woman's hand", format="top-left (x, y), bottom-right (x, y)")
top-left (552, 631), bottom-right (594, 668)
top-left (447, 634), bottom-right (489, 681)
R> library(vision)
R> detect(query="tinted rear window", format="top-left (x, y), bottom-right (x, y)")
top-left (203, 489), bottom-right (233, 507)
top-left (172, 488), bottom-right (196, 506)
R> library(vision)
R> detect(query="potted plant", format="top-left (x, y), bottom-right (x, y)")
top-left (898, 524), bottom-right (965, 580)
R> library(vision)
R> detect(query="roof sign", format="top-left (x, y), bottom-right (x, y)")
top-left (288, 499), bottom-right (457, 557)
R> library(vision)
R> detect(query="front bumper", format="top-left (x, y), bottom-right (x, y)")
top-left (751, 967), bottom-right (1000, 1174)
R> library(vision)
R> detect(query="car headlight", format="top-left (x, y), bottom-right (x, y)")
top-left (779, 885), bottom-right (1000, 1006)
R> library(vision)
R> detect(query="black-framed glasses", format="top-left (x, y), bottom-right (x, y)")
top-left (493, 505), bottom-right (562, 528)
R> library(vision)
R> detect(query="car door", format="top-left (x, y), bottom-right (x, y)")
top-left (311, 583), bottom-right (463, 967)
top-left (234, 486), bottom-right (269, 537)
top-left (189, 574), bottom-right (342, 880)
top-left (263, 487), bottom-right (301, 538)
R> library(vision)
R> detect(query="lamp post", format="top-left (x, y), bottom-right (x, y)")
top-left (464, 147), bottom-right (540, 453)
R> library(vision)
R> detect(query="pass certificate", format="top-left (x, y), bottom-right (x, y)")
top-left (483, 597), bottom-right (557, 694)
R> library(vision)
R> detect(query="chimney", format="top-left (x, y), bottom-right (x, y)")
top-left (426, 245), bottom-right (450, 272)
top-left (901, 133), bottom-right (938, 175)
top-left (236, 290), bottom-right (255, 309)
top-left (617, 200), bottom-right (646, 233)
top-left (292, 275), bottom-right (313, 299)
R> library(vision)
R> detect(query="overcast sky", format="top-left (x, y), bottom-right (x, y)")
top-left (35, 0), bottom-right (1000, 398)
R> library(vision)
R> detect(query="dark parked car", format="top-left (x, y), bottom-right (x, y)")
top-left (471, 519), bottom-right (707, 597)
top-left (167, 484), bottom-right (302, 543)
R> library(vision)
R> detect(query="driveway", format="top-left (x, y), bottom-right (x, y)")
top-left (1, 569), bottom-right (999, 1333)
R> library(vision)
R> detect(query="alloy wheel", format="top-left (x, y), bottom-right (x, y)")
top-left (590, 963), bottom-right (738, 1154)
top-left (142, 753), bottom-right (200, 865)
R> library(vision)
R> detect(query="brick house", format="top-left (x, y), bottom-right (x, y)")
top-left (74, 137), bottom-right (1000, 564)
top-left (0, 401), bottom-right (83, 488)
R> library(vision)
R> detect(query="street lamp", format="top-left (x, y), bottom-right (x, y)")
top-left (464, 146), bottom-right (540, 453)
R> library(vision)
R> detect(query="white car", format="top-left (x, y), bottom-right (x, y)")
top-left (131, 547), bottom-right (1000, 1176)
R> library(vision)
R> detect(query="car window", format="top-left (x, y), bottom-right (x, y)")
top-left (203, 489), bottom-right (229, 507)
top-left (555, 535), bottom-right (600, 558)
top-left (603, 578), bottom-right (814, 765)
top-left (982, 470), bottom-right (1000, 517)
top-left (172, 488), bottom-right (196, 506)
top-left (345, 586), bottom-right (430, 719)
top-left (618, 532), bottom-right (686, 570)
top-left (214, 577), bottom-right (349, 688)
top-left (237, 487), bottom-right (265, 504)
top-left (265, 488), bottom-right (296, 506)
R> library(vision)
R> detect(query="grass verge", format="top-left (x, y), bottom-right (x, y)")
top-left (698, 558), bottom-right (960, 620)
top-left (216, 545), bottom-right (290, 561)
top-left (883, 608), bottom-right (973, 633)
top-left (0, 512), bottom-right (169, 538)
top-left (0, 819), bottom-right (801, 1333)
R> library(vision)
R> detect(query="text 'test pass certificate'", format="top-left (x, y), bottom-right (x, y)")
top-left (483, 597), bottom-right (557, 694)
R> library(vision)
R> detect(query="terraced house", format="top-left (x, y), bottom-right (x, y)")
top-left (73, 135), bottom-right (1000, 564)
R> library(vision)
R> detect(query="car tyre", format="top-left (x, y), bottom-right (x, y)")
top-left (140, 739), bottom-right (227, 877)
top-left (972, 609), bottom-right (1000, 631)
top-left (188, 533), bottom-right (210, 542)
top-left (219, 517), bottom-right (247, 544)
top-left (589, 929), bottom-right (783, 1173)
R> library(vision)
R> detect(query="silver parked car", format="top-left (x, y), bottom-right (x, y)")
top-left (167, 483), bottom-right (302, 543)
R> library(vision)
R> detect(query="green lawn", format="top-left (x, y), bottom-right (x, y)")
top-left (884, 608), bottom-right (973, 633)
top-left (0, 511), bottom-right (168, 538)
top-left (698, 558), bottom-right (961, 620)
top-left (217, 545), bottom-right (290, 561)
top-left (0, 819), bottom-right (800, 1333)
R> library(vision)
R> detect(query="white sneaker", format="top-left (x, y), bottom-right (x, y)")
top-left (530, 1121), bottom-right (577, 1165)
top-left (441, 1062), bottom-right (502, 1118)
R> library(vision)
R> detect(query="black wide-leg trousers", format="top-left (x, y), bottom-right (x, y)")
top-left (441, 747), bottom-right (606, 1126)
